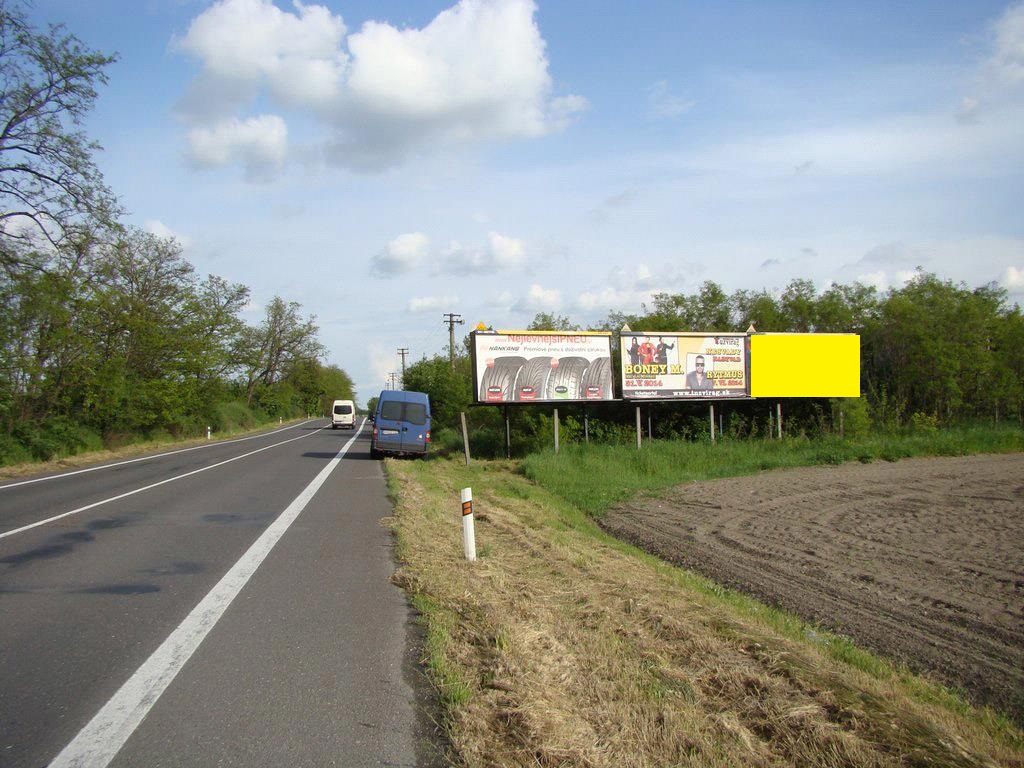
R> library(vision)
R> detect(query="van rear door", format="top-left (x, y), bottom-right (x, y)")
top-left (401, 400), bottom-right (429, 453)
top-left (375, 399), bottom-right (404, 453)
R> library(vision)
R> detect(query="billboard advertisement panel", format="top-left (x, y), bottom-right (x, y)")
top-left (750, 333), bottom-right (860, 397)
top-left (620, 332), bottom-right (750, 400)
top-left (472, 330), bottom-right (615, 404)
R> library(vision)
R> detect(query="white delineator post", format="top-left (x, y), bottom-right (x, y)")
top-left (461, 487), bottom-right (476, 561)
top-left (206, 426), bottom-right (211, 440)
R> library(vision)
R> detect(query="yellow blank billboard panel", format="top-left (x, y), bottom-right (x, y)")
top-left (750, 334), bottom-right (860, 397)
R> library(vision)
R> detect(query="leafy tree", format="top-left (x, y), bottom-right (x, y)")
top-left (0, 0), bottom-right (121, 262)
top-left (237, 297), bottom-right (324, 405)
top-left (527, 312), bottom-right (578, 331)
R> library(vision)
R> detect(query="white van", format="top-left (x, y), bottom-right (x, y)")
top-left (331, 399), bottom-right (356, 429)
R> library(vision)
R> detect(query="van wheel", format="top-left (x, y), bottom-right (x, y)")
top-left (331, 424), bottom-right (337, 429)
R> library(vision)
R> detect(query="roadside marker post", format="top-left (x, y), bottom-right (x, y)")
top-left (461, 487), bottom-right (476, 561)
top-left (206, 426), bottom-right (211, 440)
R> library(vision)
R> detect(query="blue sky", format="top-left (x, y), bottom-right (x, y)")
top-left (27, 0), bottom-right (1024, 405)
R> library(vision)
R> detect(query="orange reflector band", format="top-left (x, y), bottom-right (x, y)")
top-left (462, 501), bottom-right (473, 516)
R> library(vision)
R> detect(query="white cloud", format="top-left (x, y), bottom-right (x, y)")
top-left (990, 2), bottom-right (1024, 86)
top-left (187, 115), bottom-right (288, 180)
top-left (371, 232), bottom-right (430, 277)
top-left (513, 283), bottom-right (561, 312)
top-left (174, 0), bottom-right (347, 119)
top-left (408, 295), bottom-right (458, 313)
top-left (842, 238), bottom-right (1024, 291)
top-left (367, 342), bottom-right (394, 386)
top-left (1004, 265), bottom-right (1024, 290)
top-left (175, 0), bottom-right (586, 175)
top-left (648, 80), bottom-right (695, 118)
top-left (958, 3), bottom-right (1024, 122)
top-left (143, 220), bottom-right (192, 249)
top-left (574, 264), bottom-right (665, 314)
top-left (441, 231), bottom-right (527, 273)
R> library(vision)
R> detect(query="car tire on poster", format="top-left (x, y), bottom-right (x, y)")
top-left (544, 356), bottom-right (589, 399)
top-left (516, 357), bottom-right (553, 401)
top-left (479, 356), bottom-right (527, 402)
top-left (580, 356), bottom-right (612, 399)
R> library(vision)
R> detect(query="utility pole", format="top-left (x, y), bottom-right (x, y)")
top-left (397, 347), bottom-right (408, 387)
top-left (442, 313), bottom-right (464, 370)
top-left (388, 372), bottom-right (397, 390)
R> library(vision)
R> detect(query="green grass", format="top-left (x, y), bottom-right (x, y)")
top-left (522, 425), bottom-right (1024, 517)
top-left (410, 592), bottom-right (474, 710)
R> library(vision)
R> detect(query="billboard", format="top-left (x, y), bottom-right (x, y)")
top-left (472, 330), bottom-right (615, 404)
top-left (620, 332), bottom-right (750, 400)
top-left (750, 333), bottom-right (860, 397)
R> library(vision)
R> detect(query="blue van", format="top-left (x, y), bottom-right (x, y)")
top-left (371, 390), bottom-right (431, 458)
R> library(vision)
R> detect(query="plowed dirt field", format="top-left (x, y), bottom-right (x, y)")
top-left (600, 453), bottom-right (1024, 721)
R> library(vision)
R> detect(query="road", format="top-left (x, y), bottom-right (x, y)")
top-left (0, 420), bottom-right (443, 768)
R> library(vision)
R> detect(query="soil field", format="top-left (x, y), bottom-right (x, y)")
top-left (600, 452), bottom-right (1024, 722)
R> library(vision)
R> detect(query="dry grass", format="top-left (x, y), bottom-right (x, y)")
top-left (386, 456), bottom-right (1023, 768)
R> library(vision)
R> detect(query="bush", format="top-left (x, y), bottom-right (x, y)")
top-left (212, 401), bottom-right (258, 433)
top-left (833, 397), bottom-right (870, 437)
top-left (910, 411), bottom-right (940, 435)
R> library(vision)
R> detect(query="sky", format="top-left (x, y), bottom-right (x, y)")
top-left (26, 0), bottom-right (1024, 405)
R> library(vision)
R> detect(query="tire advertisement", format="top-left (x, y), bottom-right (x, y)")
top-left (620, 332), bottom-right (750, 400)
top-left (472, 331), bottom-right (615, 404)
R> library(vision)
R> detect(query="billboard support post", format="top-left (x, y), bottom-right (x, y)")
top-left (710, 404), bottom-right (716, 444)
top-left (635, 406), bottom-right (642, 449)
top-left (583, 405), bottom-right (589, 444)
top-left (839, 409), bottom-right (845, 438)
top-left (553, 408), bottom-right (560, 454)
top-left (647, 409), bottom-right (653, 440)
top-left (460, 411), bottom-right (471, 466)
top-left (719, 408), bottom-right (724, 438)
top-left (777, 402), bottom-right (783, 440)
top-left (503, 406), bottom-right (511, 459)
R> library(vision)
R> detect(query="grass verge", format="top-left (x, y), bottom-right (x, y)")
top-left (385, 453), bottom-right (1023, 767)
top-left (0, 416), bottom-right (313, 482)
top-left (520, 425), bottom-right (1024, 516)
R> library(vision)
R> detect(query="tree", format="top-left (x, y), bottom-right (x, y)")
top-left (527, 312), bottom-right (578, 331)
top-left (238, 297), bottom-right (324, 406)
top-left (0, 0), bottom-right (121, 263)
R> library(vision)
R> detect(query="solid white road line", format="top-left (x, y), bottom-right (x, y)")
top-left (0, 420), bottom-right (322, 492)
top-left (48, 423), bottom-right (365, 768)
top-left (0, 425), bottom-right (327, 541)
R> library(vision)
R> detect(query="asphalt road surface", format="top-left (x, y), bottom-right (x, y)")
top-left (0, 420), bottom-right (444, 768)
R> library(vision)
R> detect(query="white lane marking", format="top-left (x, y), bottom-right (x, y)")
top-left (0, 420), bottom-right (323, 492)
top-left (48, 423), bottom-right (365, 768)
top-left (0, 424), bottom-right (334, 541)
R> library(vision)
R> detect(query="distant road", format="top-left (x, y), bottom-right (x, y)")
top-left (0, 420), bottom-right (442, 767)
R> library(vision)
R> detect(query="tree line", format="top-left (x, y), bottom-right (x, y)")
top-left (405, 273), bottom-right (1024, 457)
top-left (0, 2), bottom-right (351, 464)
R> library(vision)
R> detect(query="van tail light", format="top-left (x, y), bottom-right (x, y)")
top-left (426, 430), bottom-right (431, 443)
top-left (372, 426), bottom-right (378, 438)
